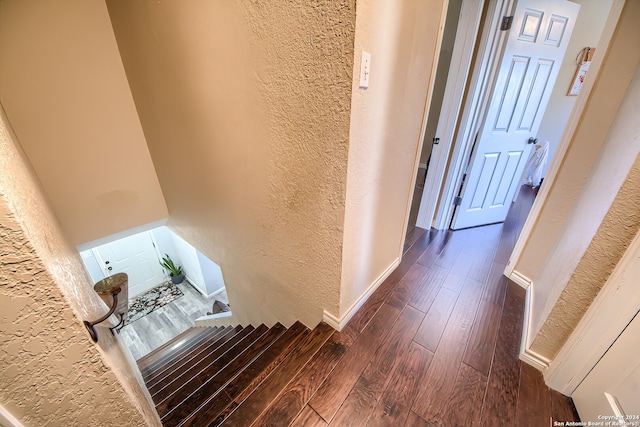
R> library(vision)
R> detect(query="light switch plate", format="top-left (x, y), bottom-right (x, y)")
top-left (359, 51), bottom-right (371, 88)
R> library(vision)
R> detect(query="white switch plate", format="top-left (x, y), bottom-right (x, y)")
top-left (359, 51), bottom-right (371, 88)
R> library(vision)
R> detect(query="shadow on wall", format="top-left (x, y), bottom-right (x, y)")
top-left (79, 225), bottom-right (226, 300)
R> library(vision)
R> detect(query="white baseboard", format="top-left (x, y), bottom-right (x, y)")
top-left (184, 277), bottom-right (208, 296)
top-left (323, 258), bottom-right (401, 331)
top-left (519, 280), bottom-right (551, 372)
top-left (509, 269), bottom-right (532, 289)
top-left (0, 404), bottom-right (24, 427)
top-left (207, 286), bottom-right (226, 299)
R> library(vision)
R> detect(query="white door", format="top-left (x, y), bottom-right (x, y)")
top-left (572, 311), bottom-right (640, 423)
top-left (452, 0), bottom-right (579, 229)
top-left (94, 231), bottom-right (166, 297)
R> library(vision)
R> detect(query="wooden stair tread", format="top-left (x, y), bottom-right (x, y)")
top-left (137, 327), bottom-right (207, 370)
top-left (184, 321), bottom-right (310, 427)
top-left (173, 323), bottom-right (288, 427)
top-left (141, 327), bottom-right (223, 377)
top-left (219, 322), bottom-right (335, 426)
top-left (159, 324), bottom-right (271, 426)
top-left (154, 325), bottom-right (257, 411)
top-left (146, 326), bottom-right (236, 389)
top-left (143, 322), bottom-right (338, 427)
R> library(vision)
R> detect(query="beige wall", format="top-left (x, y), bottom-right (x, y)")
top-left (530, 63), bottom-right (640, 359)
top-left (340, 0), bottom-right (446, 317)
top-left (0, 108), bottom-right (160, 425)
top-left (515, 0), bottom-right (640, 360)
top-left (514, 0), bottom-right (636, 281)
top-left (106, 0), bottom-right (356, 328)
top-left (536, 0), bottom-right (614, 176)
top-left (0, 0), bottom-right (168, 247)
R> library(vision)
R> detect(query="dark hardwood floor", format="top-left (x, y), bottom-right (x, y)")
top-left (140, 185), bottom-right (579, 426)
top-left (288, 185), bottom-right (580, 426)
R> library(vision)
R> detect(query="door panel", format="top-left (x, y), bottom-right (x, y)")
top-left (573, 312), bottom-right (640, 423)
top-left (518, 59), bottom-right (554, 130)
top-left (452, 0), bottom-right (579, 229)
top-left (494, 150), bottom-right (524, 205)
top-left (95, 231), bottom-right (166, 297)
top-left (495, 57), bottom-right (529, 131)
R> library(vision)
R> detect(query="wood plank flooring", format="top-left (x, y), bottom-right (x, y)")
top-left (118, 281), bottom-right (229, 359)
top-left (289, 186), bottom-right (580, 426)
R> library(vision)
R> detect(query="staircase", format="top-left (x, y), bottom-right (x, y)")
top-left (137, 321), bottom-right (335, 426)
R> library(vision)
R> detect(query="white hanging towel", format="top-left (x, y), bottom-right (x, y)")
top-left (522, 140), bottom-right (549, 187)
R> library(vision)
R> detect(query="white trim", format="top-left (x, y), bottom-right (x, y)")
top-left (323, 257), bottom-right (400, 331)
top-left (433, 0), bottom-right (513, 230)
top-left (184, 277), bottom-right (208, 297)
top-left (504, 0), bottom-right (626, 278)
top-left (76, 218), bottom-right (168, 252)
top-left (416, 0), bottom-right (485, 230)
top-left (195, 311), bottom-right (233, 327)
top-left (206, 286), bottom-right (226, 299)
top-left (519, 283), bottom-right (551, 371)
top-left (0, 404), bottom-right (24, 427)
top-left (402, 0), bottom-right (449, 244)
top-left (508, 269), bottom-right (532, 289)
top-left (545, 227), bottom-right (640, 395)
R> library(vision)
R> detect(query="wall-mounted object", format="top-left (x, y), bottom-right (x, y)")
top-left (359, 51), bottom-right (371, 88)
top-left (568, 47), bottom-right (595, 96)
top-left (83, 273), bottom-right (128, 342)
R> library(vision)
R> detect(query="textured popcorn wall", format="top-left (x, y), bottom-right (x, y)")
top-left (0, 109), bottom-right (160, 426)
top-left (532, 153), bottom-right (640, 358)
top-left (106, 0), bottom-right (356, 328)
top-left (530, 63), bottom-right (640, 359)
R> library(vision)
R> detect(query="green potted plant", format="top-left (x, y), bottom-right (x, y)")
top-left (160, 254), bottom-right (185, 284)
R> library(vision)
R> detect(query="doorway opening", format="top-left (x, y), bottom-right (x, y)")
top-left (79, 225), bottom-right (229, 359)
top-left (408, 0), bottom-right (614, 238)
top-left (406, 0), bottom-right (464, 239)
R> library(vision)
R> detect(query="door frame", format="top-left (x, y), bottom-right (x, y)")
top-left (417, 0), bottom-right (516, 230)
top-left (415, 0), bottom-right (486, 229)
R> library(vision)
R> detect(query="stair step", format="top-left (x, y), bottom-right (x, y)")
top-left (144, 322), bottom-right (337, 427)
top-left (180, 322), bottom-right (309, 427)
top-left (252, 333), bottom-right (347, 426)
top-left (174, 323), bottom-right (288, 427)
top-left (137, 327), bottom-right (204, 370)
top-left (145, 326), bottom-right (235, 389)
top-left (141, 327), bottom-right (222, 377)
top-left (148, 326), bottom-right (241, 396)
top-left (154, 325), bottom-right (257, 410)
top-left (219, 322), bottom-right (335, 426)
top-left (159, 325), bottom-right (271, 426)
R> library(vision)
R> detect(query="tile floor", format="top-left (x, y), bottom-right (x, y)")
top-left (117, 280), bottom-right (229, 360)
